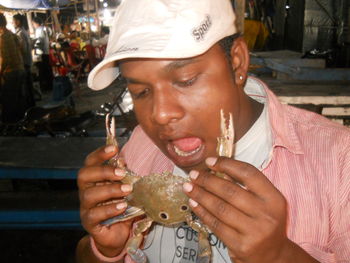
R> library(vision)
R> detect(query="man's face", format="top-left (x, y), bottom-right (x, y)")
top-left (120, 44), bottom-right (243, 172)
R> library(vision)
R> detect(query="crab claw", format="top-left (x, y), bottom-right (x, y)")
top-left (216, 109), bottom-right (234, 158)
top-left (105, 113), bottom-right (127, 168)
top-left (215, 110), bottom-right (234, 180)
top-left (105, 113), bottom-right (118, 148)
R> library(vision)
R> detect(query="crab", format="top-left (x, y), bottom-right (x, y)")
top-left (102, 109), bottom-right (234, 263)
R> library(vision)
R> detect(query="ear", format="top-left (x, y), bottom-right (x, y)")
top-left (230, 37), bottom-right (250, 86)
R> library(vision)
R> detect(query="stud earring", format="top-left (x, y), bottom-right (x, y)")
top-left (239, 75), bottom-right (243, 80)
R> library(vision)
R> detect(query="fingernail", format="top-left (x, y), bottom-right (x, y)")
top-left (105, 145), bottom-right (116, 153)
top-left (115, 169), bottom-right (125, 177)
top-left (206, 157), bottom-right (218, 167)
top-left (121, 184), bottom-right (132, 193)
top-left (189, 170), bottom-right (199, 180)
top-left (116, 202), bottom-right (127, 210)
top-left (189, 199), bottom-right (198, 208)
top-left (183, 182), bottom-right (193, 193)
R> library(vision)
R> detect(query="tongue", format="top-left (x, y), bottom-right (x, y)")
top-left (172, 137), bottom-right (202, 152)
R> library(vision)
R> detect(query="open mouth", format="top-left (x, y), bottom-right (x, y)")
top-left (168, 137), bottom-right (204, 165)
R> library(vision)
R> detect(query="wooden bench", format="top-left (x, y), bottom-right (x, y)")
top-left (250, 50), bottom-right (350, 126)
top-left (267, 80), bottom-right (350, 126)
top-left (0, 136), bottom-right (126, 229)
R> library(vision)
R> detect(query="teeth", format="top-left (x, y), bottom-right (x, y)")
top-left (174, 145), bottom-right (201, 157)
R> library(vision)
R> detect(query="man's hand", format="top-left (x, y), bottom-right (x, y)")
top-left (77, 145), bottom-right (133, 258)
top-left (183, 157), bottom-right (319, 263)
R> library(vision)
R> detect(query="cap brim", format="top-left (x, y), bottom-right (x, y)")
top-left (87, 54), bottom-right (123, 91)
top-left (88, 42), bottom-right (227, 91)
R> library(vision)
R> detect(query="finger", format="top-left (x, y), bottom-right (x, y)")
top-left (189, 170), bottom-right (263, 217)
top-left (183, 182), bottom-right (253, 233)
top-left (80, 183), bottom-right (133, 209)
top-left (77, 166), bottom-right (126, 189)
top-left (186, 195), bottom-right (242, 247)
top-left (81, 201), bottom-right (128, 230)
top-left (84, 145), bottom-right (118, 167)
top-left (206, 157), bottom-right (279, 200)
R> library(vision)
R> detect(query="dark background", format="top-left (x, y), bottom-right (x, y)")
top-left (0, 229), bottom-right (85, 263)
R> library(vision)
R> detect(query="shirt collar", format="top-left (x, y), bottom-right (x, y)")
top-left (246, 77), bottom-right (304, 155)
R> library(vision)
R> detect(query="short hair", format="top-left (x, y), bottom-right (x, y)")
top-left (101, 26), bottom-right (110, 35)
top-left (13, 14), bottom-right (24, 26)
top-left (0, 13), bottom-right (7, 27)
top-left (32, 16), bottom-right (43, 25)
top-left (218, 33), bottom-right (241, 63)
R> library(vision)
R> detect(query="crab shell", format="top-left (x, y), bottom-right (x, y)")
top-left (125, 172), bottom-right (191, 225)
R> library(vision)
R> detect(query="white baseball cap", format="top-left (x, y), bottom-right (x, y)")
top-left (88, 0), bottom-right (237, 90)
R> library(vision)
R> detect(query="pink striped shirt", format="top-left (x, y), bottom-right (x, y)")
top-left (121, 79), bottom-right (350, 262)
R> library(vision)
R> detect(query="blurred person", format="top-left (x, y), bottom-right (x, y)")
top-left (0, 13), bottom-right (26, 123)
top-left (32, 16), bottom-right (53, 91)
top-left (92, 26), bottom-right (110, 47)
top-left (13, 13), bottom-right (35, 107)
top-left (69, 30), bottom-right (82, 50)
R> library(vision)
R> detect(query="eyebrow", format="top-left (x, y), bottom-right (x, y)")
top-left (125, 77), bottom-right (144, 85)
top-left (122, 57), bottom-right (201, 84)
top-left (164, 58), bottom-right (201, 72)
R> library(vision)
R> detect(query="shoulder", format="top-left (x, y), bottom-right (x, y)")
top-left (285, 107), bottom-right (350, 226)
top-left (283, 104), bottom-right (350, 186)
top-left (19, 29), bottom-right (27, 38)
top-left (286, 105), bottom-right (350, 148)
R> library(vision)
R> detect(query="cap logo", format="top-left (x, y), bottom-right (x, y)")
top-left (192, 15), bottom-right (212, 41)
top-left (114, 45), bottom-right (139, 55)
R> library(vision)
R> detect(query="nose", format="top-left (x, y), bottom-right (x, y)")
top-left (151, 87), bottom-right (185, 126)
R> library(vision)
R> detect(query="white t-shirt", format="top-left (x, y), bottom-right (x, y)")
top-left (34, 26), bottom-right (50, 55)
top-left (140, 78), bottom-right (273, 262)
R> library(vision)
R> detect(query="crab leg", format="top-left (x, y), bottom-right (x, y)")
top-left (186, 215), bottom-right (211, 263)
top-left (126, 217), bottom-right (153, 263)
top-left (101, 206), bottom-right (145, 226)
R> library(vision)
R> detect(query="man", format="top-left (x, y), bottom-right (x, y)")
top-left (92, 26), bottom-right (110, 47)
top-left (0, 13), bottom-right (26, 123)
top-left (13, 13), bottom-right (35, 108)
top-left (32, 16), bottom-right (53, 91)
top-left (76, 0), bottom-right (350, 262)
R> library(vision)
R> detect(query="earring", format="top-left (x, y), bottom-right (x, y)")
top-left (239, 75), bottom-right (243, 80)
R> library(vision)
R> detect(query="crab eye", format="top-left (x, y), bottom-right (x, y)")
top-left (180, 205), bottom-right (189, 211)
top-left (159, 212), bottom-right (169, 220)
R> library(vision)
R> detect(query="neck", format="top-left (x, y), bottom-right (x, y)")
top-left (235, 92), bottom-right (264, 142)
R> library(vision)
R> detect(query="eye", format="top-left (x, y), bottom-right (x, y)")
top-left (129, 88), bottom-right (150, 99)
top-left (159, 212), bottom-right (169, 220)
top-left (174, 76), bottom-right (198, 88)
top-left (180, 205), bottom-right (189, 212)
